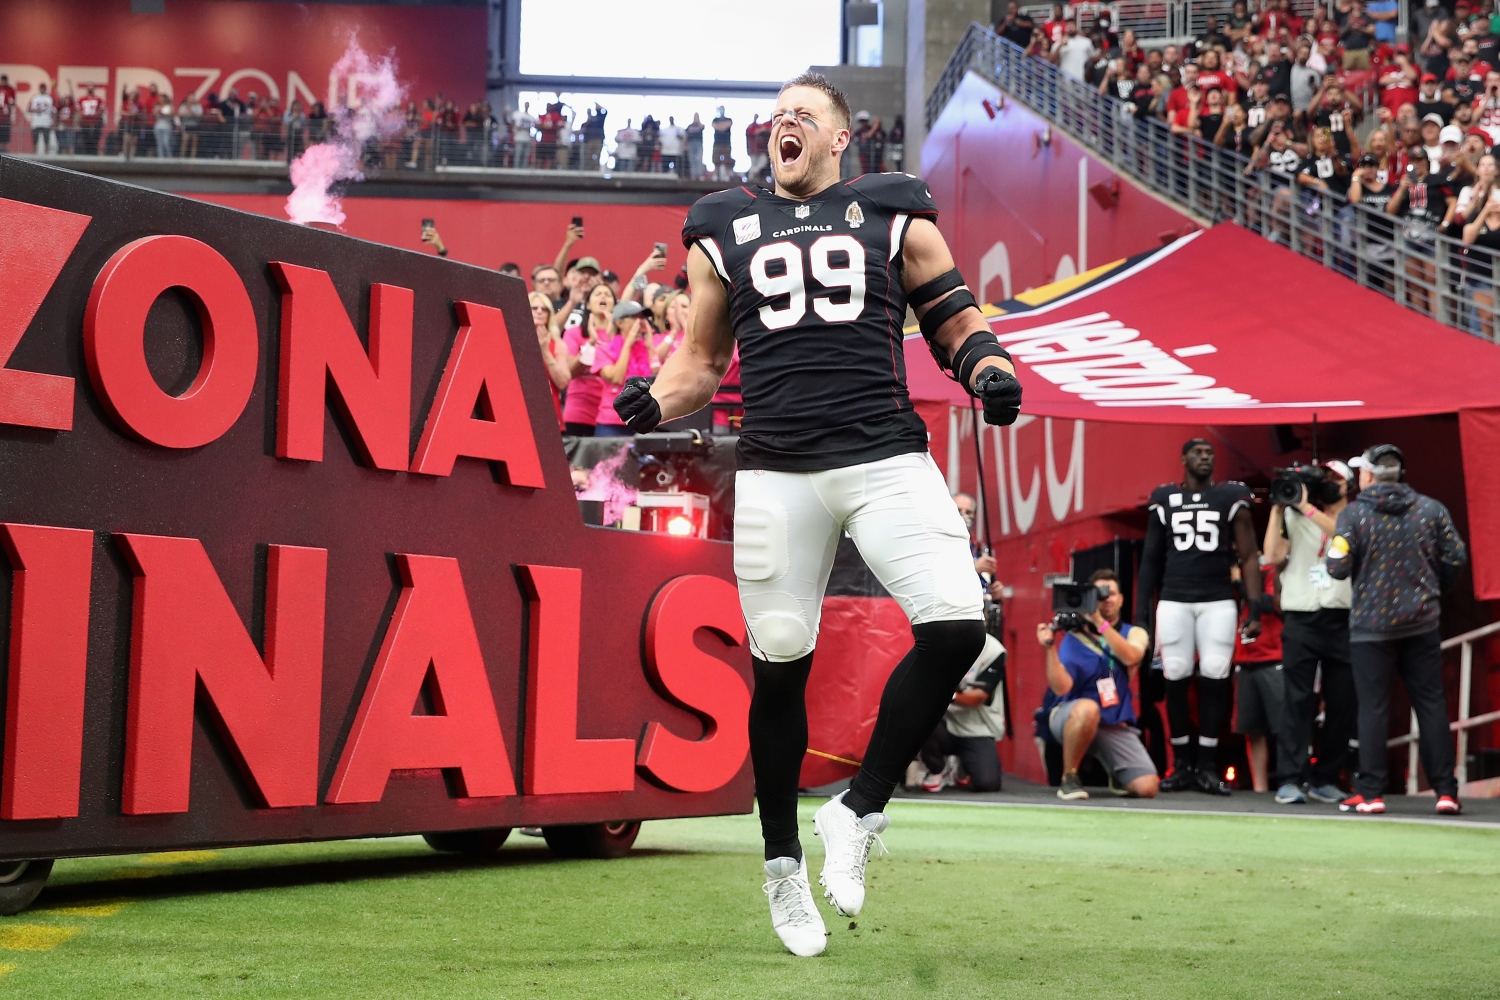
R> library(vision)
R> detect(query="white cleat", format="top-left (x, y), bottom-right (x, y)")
top-left (763, 857), bottom-right (827, 957)
top-left (813, 790), bottom-right (888, 917)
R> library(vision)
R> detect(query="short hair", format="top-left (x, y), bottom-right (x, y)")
top-left (779, 72), bottom-right (851, 130)
top-left (1088, 568), bottom-right (1119, 586)
top-left (532, 263), bottom-right (559, 280)
top-left (1370, 458), bottom-right (1402, 482)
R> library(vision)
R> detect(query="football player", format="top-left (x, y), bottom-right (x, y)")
top-left (1136, 439), bottom-right (1263, 796)
top-left (614, 73), bottom-right (1023, 956)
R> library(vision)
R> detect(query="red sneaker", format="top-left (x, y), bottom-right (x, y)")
top-left (1339, 794), bottom-right (1386, 814)
top-left (1436, 795), bottom-right (1463, 815)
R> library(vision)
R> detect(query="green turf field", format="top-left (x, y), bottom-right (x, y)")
top-left (5, 801), bottom-right (1499, 999)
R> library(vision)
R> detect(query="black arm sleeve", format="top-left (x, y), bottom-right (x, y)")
top-left (1137, 514), bottom-right (1166, 630)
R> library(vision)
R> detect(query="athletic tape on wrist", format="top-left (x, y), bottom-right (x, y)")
top-left (954, 332), bottom-right (1013, 389)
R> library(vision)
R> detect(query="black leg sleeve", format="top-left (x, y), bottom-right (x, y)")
top-left (843, 619), bottom-right (987, 817)
top-left (748, 652), bottom-right (814, 859)
top-left (1196, 676), bottom-right (1234, 771)
top-left (1165, 677), bottom-right (1197, 769)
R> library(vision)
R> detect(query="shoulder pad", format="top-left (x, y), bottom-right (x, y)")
top-left (682, 186), bottom-right (760, 248)
top-left (846, 172), bottom-right (938, 217)
top-left (1147, 483), bottom-right (1178, 503)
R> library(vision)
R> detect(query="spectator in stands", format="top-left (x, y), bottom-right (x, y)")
top-left (1220, 103), bottom-right (1256, 154)
top-left (1119, 29), bottom-right (1145, 75)
top-left (711, 107), bottom-right (733, 180)
top-left (533, 264), bottom-right (565, 310)
top-left (997, 2), bottom-right (1035, 48)
top-left (154, 92), bottom-right (176, 159)
top-left (1228, 0), bottom-right (1254, 44)
top-left (561, 282), bottom-right (615, 436)
top-left (592, 300), bottom-right (653, 437)
top-left (660, 115), bottom-right (685, 176)
top-left (685, 112), bottom-right (705, 179)
top-left (531, 292), bottom-right (571, 430)
top-left (1416, 73), bottom-right (1454, 123)
top-left (613, 118), bottom-right (639, 173)
top-left (1310, 78), bottom-right (1362, 156)
top-left (538, 102), bottom-right (565, 170)
top-left (1367, 0), bottom-right (1399, 44)
top-left (1389, 151), bottom-right (1455, 313)
top-left (1038, 569), bottom-right (1158, 801)
top-left (1042, 4), bottom-right (1068, 50)
top-left (1263, 39), bottom-right (1294, 98)
top-left (1420, 112), bottom-right (1445, 167)
top-left (1290, 42), bottom-right (1323, 113)
top-left (1299, 126), bottom-right (1354, 202)
top-left (1450, 54), bottom-right (1482, 104)
top-left (1340, 1), bottom-right (1375, 69)
top-left (1413, 0), bottom-right (1450, 56)
top-left (1265, 462), bottom-right (1358, 806)
top-left (1463, 167), bottom-right (1500, 335)
top-left (510, 102), bottom-right (536, 169)
top-left (639, 114), bottom-right (660, 172)
top-left (77, 85), bottom-right (103, 156)
top-left (1054, 21), bottom-right (1097, 81)
top-left (582, 104), bottom-right (607, 171)
top-left (0, 76), bottom-right (14, 154)
top-left (1328, 446), bottom-right (1467, 816)
top-left (747, 113), bottom-right (772, 184)
top-left (54, 92), bottom-right (75, 155)
top-left (28, 82), bottom-right (55, 155)
top-left (1474, 71), bottom-right (1500, 144)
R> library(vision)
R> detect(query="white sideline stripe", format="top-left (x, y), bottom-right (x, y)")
top-left (882, 796), bottom-right (1500, 831)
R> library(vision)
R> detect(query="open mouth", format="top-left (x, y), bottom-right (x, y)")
top-left (778, 134), bottom-right (803, 166)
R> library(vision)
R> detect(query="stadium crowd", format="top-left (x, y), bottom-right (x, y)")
top-left (991, 0), bottom-right (1500, 333)
top-left (0, 80), bottom-right (905, 180)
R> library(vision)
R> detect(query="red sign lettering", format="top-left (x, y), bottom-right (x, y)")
top-left (271, 262), bottom-right (413, 470)
top-left (116, 535), bottom-right (326, 814)
top-left (326, 554), bottom-right (516, 804)
top-left (84, 235), bottom-right (259, 449)
top-left (0, 524), bottom-right (93, 820)
top-left (637, 576), bottom-right (751, 793)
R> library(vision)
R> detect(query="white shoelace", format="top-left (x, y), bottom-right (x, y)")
top-left (764, 871), bottom-right (819, 926)
top-left (830, 825), bottom-right (888, 883)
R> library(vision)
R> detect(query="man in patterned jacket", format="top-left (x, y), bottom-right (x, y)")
top-left (1327, 444), bottom-right (1468, 815)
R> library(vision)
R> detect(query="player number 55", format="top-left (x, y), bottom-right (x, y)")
top-left (1170, 509), bottom-right (1220, 552)
top-left (749, 236), bottom-right (866, 330)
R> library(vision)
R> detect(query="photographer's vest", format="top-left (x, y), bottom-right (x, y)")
top-left (1281, 509), bottom-right (1352, 611)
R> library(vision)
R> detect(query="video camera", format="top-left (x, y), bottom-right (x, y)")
top-left (1051, 580), bottom-right (1109, 633)
top-left (1270, 464), bottom-right (1341, 507)
top-left (632, 431), bottom-right (715, 491)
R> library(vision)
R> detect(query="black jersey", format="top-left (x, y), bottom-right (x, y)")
top-left (681, 173), bottom-right (936, 472)
top-left (1146, 481), bottom-right (1252, 602)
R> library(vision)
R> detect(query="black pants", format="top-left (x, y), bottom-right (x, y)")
top-left (1281, 609), bottom-right (1358, 788)
top-left (1351, 629), bottom-right (1456, 798)
top-left (919, 725), bottom-right (1003, 792)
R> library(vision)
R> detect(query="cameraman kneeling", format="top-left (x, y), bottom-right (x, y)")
top-left (1037, 570), bottom-right (1160, 801)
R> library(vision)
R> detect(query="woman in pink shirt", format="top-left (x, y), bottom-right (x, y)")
top-left (561, 283), bottom-right (616, 435)
top-left (593, 300), bottom-right (655, 436)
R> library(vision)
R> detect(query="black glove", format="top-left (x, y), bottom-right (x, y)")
top-left (973, 367), bottom-right (1023, 426)
top-left (613, 376), bottom-right (662, 433)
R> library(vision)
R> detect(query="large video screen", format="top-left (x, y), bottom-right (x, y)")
top-left (518, 0), bottom-right (843, 82)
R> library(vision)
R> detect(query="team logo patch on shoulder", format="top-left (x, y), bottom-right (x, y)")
top-left (794, 204), bottom-right (811, 219)
top-left (845, 201), bottom-right (865, 228)
top-left (1169, 493), bottom-right (1183, 507)
top-left (733, 215), bottom-right (762, 245)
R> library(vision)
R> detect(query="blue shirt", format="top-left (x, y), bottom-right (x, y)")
top-left (1367, 0), bottom-right (1398, 41)
top-left (1056, 626), bottom-right (1139, 726)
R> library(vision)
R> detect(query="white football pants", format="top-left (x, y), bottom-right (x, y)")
top-left (1155, 599), bottom-right (1239, 681)
top-left (733, 452), bottom-right (984, 662)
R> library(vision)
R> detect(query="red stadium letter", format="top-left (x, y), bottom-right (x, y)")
top-left (637, 575), bottom-right (751, 793)
top-left (271, 262), bottom-right (413, 470)
top-left (116, 535), bottom-right (326, 814)
top-left (0, 198), bottom-right (91, 430)
top-left (84, 236), bottom-right (259, 448)
top-left (326, 554), bottom-right (515, 803)
top-left (0, 524), bottom-right (93, 820)
top-left (517, 565), bottom-right (636, 795)
top-left (409, 301), bottom-right (545, 488)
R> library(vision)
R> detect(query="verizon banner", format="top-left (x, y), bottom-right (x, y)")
top-left (0, 0), bottom-right (485, 114)
top-left (0, 156), bottom-right (750, 860)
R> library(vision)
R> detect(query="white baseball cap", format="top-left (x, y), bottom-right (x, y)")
top-left (1440, 124), bottom-right (1464, 145)
top-left (1322, 459), bottom-right (1353, 482)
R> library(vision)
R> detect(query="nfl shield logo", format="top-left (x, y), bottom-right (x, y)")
top-left (845, 202), bottom-right (865, 228)
top-left (794, 204), bottom-right (811, 219)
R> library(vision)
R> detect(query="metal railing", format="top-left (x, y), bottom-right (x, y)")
top-left (927, 24), bottom-right (1500, 342)
top-left (1387, 620), bottom-right (1500, 793)
top-left (1019, 0), bottom-right (1330, 40)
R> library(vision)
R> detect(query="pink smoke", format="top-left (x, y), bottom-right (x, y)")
top-left (577, 449), bottom-right (638, 527)
top-left (285, 36), bottom-right (407, 227)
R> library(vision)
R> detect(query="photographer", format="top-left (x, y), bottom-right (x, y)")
top-left (1038, 570), bottom-right (1158, 801)
top-left (1328, 445), bottom-right (1467, 815)
top-left (1264, 460), bottom-right (1358, 805)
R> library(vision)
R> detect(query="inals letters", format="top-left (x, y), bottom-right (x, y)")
top-left (0, 158), bottom-right (750, 858)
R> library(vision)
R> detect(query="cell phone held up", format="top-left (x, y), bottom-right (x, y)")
top-left (654, 241), bottom-right (668, 256)
top-left (420, 218), bottom-right (434, 239)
